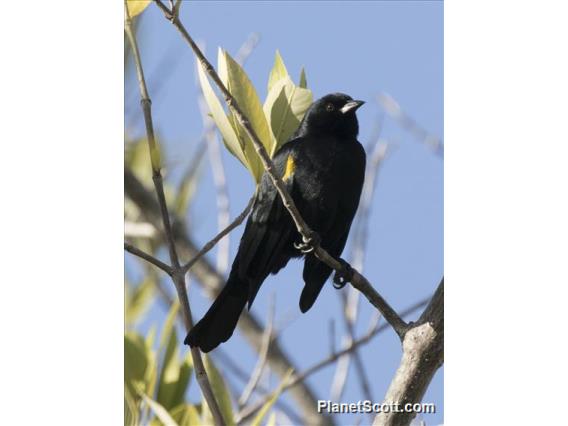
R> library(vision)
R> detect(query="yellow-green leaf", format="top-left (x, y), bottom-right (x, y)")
top-left (220, 49), bottom-right (272, 183)
top-left (268, 50), bottom-right (289, 92)
top-left (203, 355), bottom-right (235, 426)
top-left (140, 392), bottom-right (179, 426)
top-left (125, 385), bottom-right (140, 426)
top-left (125, 278), bottom-right (155, 325)
top-left (156, 302), bottom-right (192, 410)
top-left (171, 404), bottom-right (201, 426)
top-left (126, 0), bottom-right (151, 18)
top-left (263, 77), bottom-right (313, 155)
top-left (299, 67), bottom-right (307, 88)
top-left (250, 369), bottom-right (294, 426)
top-left (174, 161), bottom-right (202, 216)
top-left (125, 138), bottom-right (153, 185)
top-left (125, 332), bottom-right (157, 397)
top-left (197, 60), bottom-right (247, 168)
top-left (266, 412), bottom-right (277, 426)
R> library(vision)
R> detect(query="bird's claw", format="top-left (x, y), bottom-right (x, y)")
top-left (333, 259), bottom-right (354, 289)
top-left (294, 232), bottom-right (321, 254)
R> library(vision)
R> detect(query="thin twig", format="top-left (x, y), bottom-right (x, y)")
top-left (377, 93), bottom-right (444, 157)
top-left (153, 0), bottom-right (408, 340)
top-left (238, 295), bottom-right (275, 407)
top-left (124, 242), bottom-right (173, 275)
top-left (181, 196), bottom-right (254, 274)
top-left (199, 99), bottom-right (232, 274)
top-left (124, 6), bottom-right (224, 424)
top-left (235, 33), bottom-right (260, 66)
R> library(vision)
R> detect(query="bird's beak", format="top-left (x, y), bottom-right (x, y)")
top-left (340, 100), bottom-right (365, 114)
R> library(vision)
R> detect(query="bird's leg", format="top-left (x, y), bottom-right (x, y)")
top-left (333, 258), bottom-right (354, 289)
top-left (293, 231), bottom-right (321, 254)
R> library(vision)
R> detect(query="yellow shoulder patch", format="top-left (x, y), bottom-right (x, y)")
top-left (283, 155), bottom-right (295, 181)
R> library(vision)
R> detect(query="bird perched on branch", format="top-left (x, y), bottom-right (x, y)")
top-left (186, 93), bottom-right (366, 352)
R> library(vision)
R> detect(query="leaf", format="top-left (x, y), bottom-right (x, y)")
top-left (263, 77), bottom-right (313, 155)
top-left (171, 404), bottom-right (201, 426)
top-left (266, 412), bottom-right (277, 426)
top-left (156, 302), bottom-right (192, 411)
top-left (125, 385), bottom-right (140, 426)
top-left (197, 59), bottom-right (247, 168)
top-left (174, 162), bottom-right (202, 217)
top-left (299, 67), bottom-right (307, 88)
top-left (220, 49), bottom-right (273, 183)
top-left (140, 392), bottom-right (179, 426)
top-left (125, 278), bottom-right (155, 325)
top-left (125, 332), bottom-right (157, 397)
top-left (203, 355), bottom-right (235, 426)
top-left (250, 369), bottom-right (294, 426)
top-left (126, 0), bottom-right (151, 18)
top-left (268, 50), bottom-right (289, 92)
top-left (125, 138), bottom-right (153, 185)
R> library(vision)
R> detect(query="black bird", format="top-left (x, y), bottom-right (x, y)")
top-left (186, 93), bottom-right (366, 352)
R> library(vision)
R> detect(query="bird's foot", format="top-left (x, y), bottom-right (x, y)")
top-left (333, 259), bottom-right (354, 289)
top-left (294, 231), bottom-right (321, 254)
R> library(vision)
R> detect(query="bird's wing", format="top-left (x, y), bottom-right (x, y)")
top-left (237, 139), bottom-right (302, 308)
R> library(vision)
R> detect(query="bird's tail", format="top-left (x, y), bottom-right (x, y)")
top-left (184, 269), bottom-right (247, 353)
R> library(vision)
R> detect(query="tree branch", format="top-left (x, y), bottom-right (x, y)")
top-left (181, 195), bottom-right (254, 274)
top-left (153, 0), bottom-right (408, 340)
top-left (373, 278), bottom-right (444, 426)
top-left (124, 242), bottom-right (173, 275)
top-left (124, 5), bottom-right (224, 424)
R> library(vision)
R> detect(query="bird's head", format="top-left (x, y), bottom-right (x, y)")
top-left (298, 93), bottom-right (365, 139)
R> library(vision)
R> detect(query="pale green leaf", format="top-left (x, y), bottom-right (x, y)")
top-left (197, 60), bottom-right (247, 168)
top-left (125, 278), bottom-right (155, 325)
top-left (221, 49), bottom-right (273, 183)
top-left (140, 392), bottom-right (179, 426)
top-left (125, 385), bottom-right (140, 426)
top-left (263, 77), bottom-right (313, 155)
top-left (126, 0), bottom-right (151, 18)
top-left (268, 50), bottom-right (289, 92)
top-left (160, 301), bottom-right (180, 350)
top-left (174, 161), bottom-right (203, 216)
top-left (156, 302), bottom-right (192, 410)
top-left (299, 67), bottom-right (307, 88)
top-left (125, 332), bottom-right (157, 397)
top-left (171, 404), bottom-right (201, 426)
top-left (146, 325), bottom-right (157, 348)
top-left (125, 138), bottom-right (153, 185)
top-left (266, 412), bottom-right (277, 426)
top-left (250, 369), bottom-right (294, 426)
top-left (203, 355), bottom-right (235, 426)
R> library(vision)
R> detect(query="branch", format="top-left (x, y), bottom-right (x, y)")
top-left (181, 195), bottom-right (254, 274)
top-left (373, 278), bottom-right (444, 426)
top-left (377, 93), bottom-right (444, 157)
top-left (238, 296), bottom-right (275, 407)
top-left (236, 297), bottom-right (430, 424)
top-left (125, 167), bottom-right (327, 425)
top-left (124, 242), bottom-right (173, 275)
top-left (153, 0), bottom-right (408, 339)
top-left (199, 99), bottom-right (232, 274)
top-left (124, 6), bottom-right (224, 424)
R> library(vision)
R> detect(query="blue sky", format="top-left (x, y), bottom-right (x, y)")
top-left (126, 1), bottom-right (443, 424)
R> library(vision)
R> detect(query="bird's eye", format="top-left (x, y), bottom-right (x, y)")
top-left (326, 103), bottom-right (335, 112)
